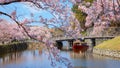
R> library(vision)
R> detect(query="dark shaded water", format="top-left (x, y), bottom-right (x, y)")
top-left (0, 50), bottom-right (120, 68)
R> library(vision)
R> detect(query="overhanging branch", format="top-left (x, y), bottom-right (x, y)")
top-left (0, 11), bottom-right (37, 40)
top-left (0, 0), bottom-right (20, 5)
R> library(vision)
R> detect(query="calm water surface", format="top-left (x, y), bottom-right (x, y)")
top-left (0, 50), bottom-right (120, 68)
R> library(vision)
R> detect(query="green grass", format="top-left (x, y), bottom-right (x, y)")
top-left (94, 36), bottom-right (120, 51)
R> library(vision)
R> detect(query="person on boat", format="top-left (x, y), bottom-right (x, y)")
top-left (73, 40), bottom-right (88, 53)
top-left (72, 40), bottom-right (81, 53)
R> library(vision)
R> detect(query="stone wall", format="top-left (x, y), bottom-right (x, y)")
top-left (87, 27), bottom-right (120, 58)
top-left (95, 39), bottom-right (110, 45)
top-left (85, 39), bottom-right (109, 47)
top-left (93, 48), bottom-right (120, 58)
top-left (0, 42), bottom-right (44, 56)
top-left (28, 42), bottom-right (45, 50)
top-left (0, 42), bottom-right (28, 55)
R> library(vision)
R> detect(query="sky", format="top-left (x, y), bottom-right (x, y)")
top-left (0, 2), bottom-right (52, 26)
top-left (0, 1), bottom-right (73, 27)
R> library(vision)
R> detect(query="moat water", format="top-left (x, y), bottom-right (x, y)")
top-left (0, 49), bottom-right (120, 68)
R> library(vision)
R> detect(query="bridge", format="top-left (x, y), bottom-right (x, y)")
top-left (53, 36), bottom-right (115, 50)
top-left (53, 27), bottom-right (120, 50)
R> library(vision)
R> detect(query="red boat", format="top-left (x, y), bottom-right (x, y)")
top-left (72, 40), bottom-right (89, 53)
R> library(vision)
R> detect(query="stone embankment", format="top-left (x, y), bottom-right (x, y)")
top-left (0, 42), bottom-right (28, 55)
top-left (28, 42), bottom-right (45, 50)
top-left (86, 27), bottom-right (120, 58)
top-left (0, 42), bottom-right (44, 55)
top-left (93, 48), bottom-right (120, 58)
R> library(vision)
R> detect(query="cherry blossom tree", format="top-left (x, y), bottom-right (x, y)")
top-left (0, 19), bottom-right (27, 43)
top-left (78, 0), bottom-right (120, 35)
top-left (1, 0), bottom-right (119, 67)
top-left (0, 19), bottom-right (12, 43)
top-left (0, 0), bottom-right (78, 68)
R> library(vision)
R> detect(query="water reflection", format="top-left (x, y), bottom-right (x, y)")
top-left (0, 50), bottom-right (120, 68)
top-left (0, 50), bottom-right (43, 65)
top-left (69, 52), bottom-right (120, 68)
top-left (70, 52), bottom-right (87, 68)
top-left (0, 52), bottom-right (23, 65)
